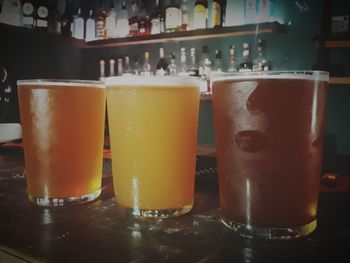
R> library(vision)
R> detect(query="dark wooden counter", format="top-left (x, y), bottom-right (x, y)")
top-left (0, 148), bottom-right (350, 263)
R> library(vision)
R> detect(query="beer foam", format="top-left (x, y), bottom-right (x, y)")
top-left (17, 79), bottom-right (105, 89)
top-left (105, 76), bottom-right (201, 88)
top-left (210, 71), bottom-right (330, 83)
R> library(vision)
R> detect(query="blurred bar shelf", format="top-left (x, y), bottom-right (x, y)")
top-left (330, 77), bottom-right (350, 85)
top-left (314, 35), bottom-right (350, 48)
top-left (85, 22), bottom-right (287, 48)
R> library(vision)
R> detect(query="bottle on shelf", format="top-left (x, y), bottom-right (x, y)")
top-left (209, 0), bottom-right (223, 28)
top-left (167, 52), bottom-right (178, 76)
top-left (61, 0), bottom-right (73, 37)
top-left (109, 58), bottom-right (115, 77)
top-left (156, 47), bottom-right (168, 76)
top-left (179, 0), bottom-right (189, 31)
top-left (141, 52), bottom-right (151, 76)
top-left (123, 56), bottom-right (133, 76)
top-left (117, 58), bottom-right (123, 76)
top-left (244, 0), bottom-right (257, 24)
top-left (178, 47), bottom-right (189, 76)
top-left (35, 0), bottom-right (49, 32)
top-left (48, 1), bottom-right (61, 34)
top-left (128, 0), bottom-right (139, 36)
top-left (99, 59), bottom-right (106, 80)
top-left (21, 0), bottom-right (35, 28)
top-left (132, 55), bottom-right (141, 75)
top-left (1, 0), bottom-right (21, 26)
top-left (253, 38), bottom-right (270, 71)
top-left (165, 0), bottom-right (181, 33)
top-left (72, 8), bottom-right (84, 39)
top-left (138, 0), bottom-right (151, 36)
top-left (85, 10), bottom-right (96, 42)
top-left (227, 45), bottom-right (237, 72)
top-left (199, 45), bottom-right (212, 93)
top-left (151, 0), bottom-right (163, 35)
top-left (96, 0), bottom-right (107, 40)
top-left (239, 42), bottom-right (253, 72)
top-left (193, 0), bottom-right (208, 30)
top-left (212, 49), bottom-right (224, 73)
top-left (106, 1), bottom-right (117, 39)
top-left (116, 0), bottom-right (130, 38)
top-left (188, 47), bottom-right (199, 76)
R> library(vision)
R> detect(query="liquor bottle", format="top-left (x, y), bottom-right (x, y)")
top-left (1, 0), bottom-right (21, 26)
top-left (178, 48), bottom-right (189, 76)
top-left (210, 0), bottom-right (223, 28)
top-left (141, 52), bottom-right (151, 76)
top-left (106, 1), bottom-right (117, 39)
top-left (85, 10), bottom-right (96, 42)
top-left (198, 45), bottom-right (211, 77)
top-left (48, 1), bottom-right (61, 34)
top-left (179, 0), bottom-right (189, 31)
top-left (239, 42), bottom-right (253, 72)
top-left (165, 0), bottom-right (181, 33)
top-left (109, 58), bottom-right (115, 76)
top-left (212, 49), bottom-right (223, 73)
top-left (138, 0), bottom-right (150, 35)
top-left (61, 0), bottom-right (73, 37)
top-left (21, 0), bottom-right (35, 28)
top-left (156, 47), bottom-right (168, 76)
top-left (193, 0), bottom-right (208, 30)
top-left (99, 59), bottom-right (106, 80)
top-left (151, 0), bottom-right (163, 34)
top-left (253, 38), bottom-right (270, 71)
top-left (116, 0), bottom-right (130, 37)
top-left (35, 0), bottom-right (49, 31)
top-left (187, 47), bottom-right (199, 76)
top-left (227, 45), bottom-right (237, 72)
top-left (128, 0), bottom-right (139, 36)
top-left (198, 45), bottom-right (211, 93)
top-left (167, 52), bottom-right (178, 76)
top-left (96, 0), bottom-right (107, 40)
top-left (244, 0), bottom-right (257, 24)
top-left (123, 56), bottom-right (133, 76)
top-left (117, 58), bottom-right (123, 76)
top-left (72, 8), bottom-right (84, 39)
top-left (132, 55), bottom-right (141, 75)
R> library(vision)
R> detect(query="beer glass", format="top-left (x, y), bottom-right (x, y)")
top-left (17, 80), bottom-right (106, 206)
top-left (211, 71), bottom-right (329, 239)
top-left (106, 76), bottom-right (200, 218)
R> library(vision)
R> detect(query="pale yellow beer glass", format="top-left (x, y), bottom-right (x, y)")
top-left (106, 76), bottom-right (200, 217)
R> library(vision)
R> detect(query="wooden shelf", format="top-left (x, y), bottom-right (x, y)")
top-left (314, 35), bottom-right (350, 48)
top-left (86, 22), bottom-right (287, 48)
top-left (330, 77), bottom-right (350, 85)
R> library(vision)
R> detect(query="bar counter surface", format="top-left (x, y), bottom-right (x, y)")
top-left (0, 147), bottom-right (350, 263)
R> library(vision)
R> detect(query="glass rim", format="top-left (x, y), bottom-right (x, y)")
top-left (17, 79), bottom-right (105, 88)
top-left (105, 75), bottom-right (201, 88)
top-left (210, 70), bottom-right (330, 83)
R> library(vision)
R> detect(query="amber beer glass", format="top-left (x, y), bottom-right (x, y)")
top-left (212, 71), bottom-right (329, 239)
top-left (17, 80), bottom-right (105, 206)
top-left (106, 76), bottom-right (200, 217)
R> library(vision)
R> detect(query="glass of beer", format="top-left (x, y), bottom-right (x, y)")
top-left (211, 71), bottom-right (329, 239)
top-left (106, 76), bottom-right (200, 218)
top-left (17, 79), bottom-right (106, 206)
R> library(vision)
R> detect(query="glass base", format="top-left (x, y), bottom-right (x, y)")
top-left (119, 202), bottom-right (193, 218)
top-left (221, 218), bottom-right (317, 240)
top-left (29, 189), bottom-right (102, 206)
